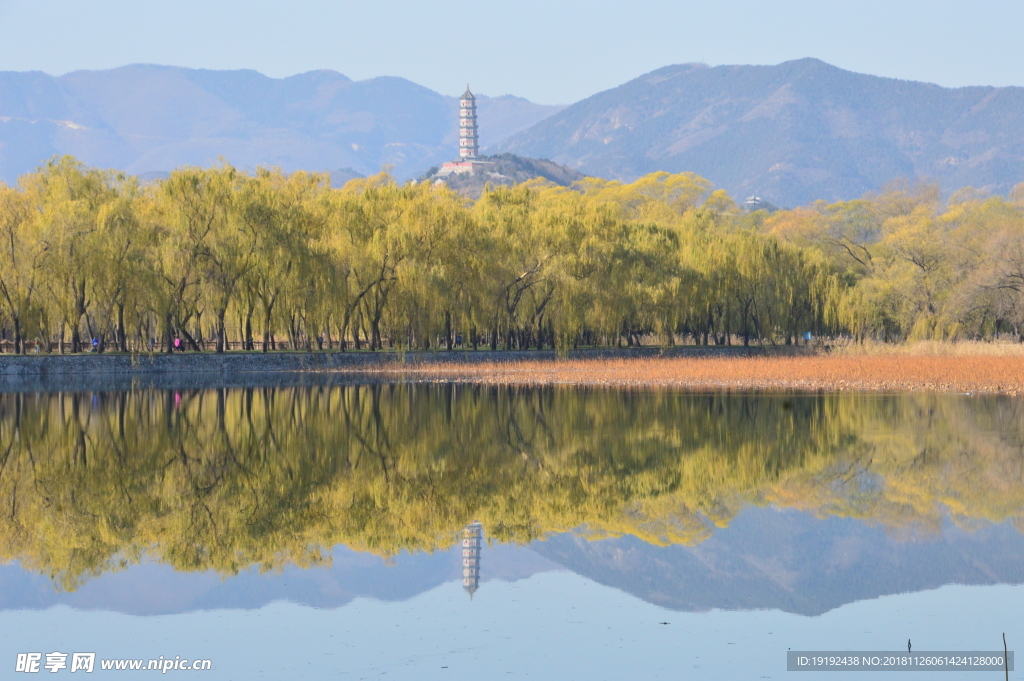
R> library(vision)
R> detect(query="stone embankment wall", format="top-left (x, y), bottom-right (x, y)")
top-left (0, 346), bottom-right (796, 392)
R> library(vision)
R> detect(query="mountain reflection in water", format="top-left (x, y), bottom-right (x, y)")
top-left (1, 385), bottom-right (1023, 615)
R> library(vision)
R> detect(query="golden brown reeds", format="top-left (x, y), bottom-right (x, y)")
top-left (355, 354), bottom-right (1024, 395)
top-left (829, 339), bottom-right (1024, 357)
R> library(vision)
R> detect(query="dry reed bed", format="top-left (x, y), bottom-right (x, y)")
top-left (361, 355), bottom-right (1024, 395)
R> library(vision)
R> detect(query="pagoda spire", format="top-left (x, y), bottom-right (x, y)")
top-left (458, 86), bottom-right (479, 159)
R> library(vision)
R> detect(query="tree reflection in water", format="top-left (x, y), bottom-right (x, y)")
top-left (0, 385), bottom-right (1022, 590)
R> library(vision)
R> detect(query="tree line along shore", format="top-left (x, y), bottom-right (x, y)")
top-left (2, 156), bottom-right (1024, 356)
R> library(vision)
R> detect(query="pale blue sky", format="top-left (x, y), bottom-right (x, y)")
top-left (0, 0), bottom-right (1021, 104)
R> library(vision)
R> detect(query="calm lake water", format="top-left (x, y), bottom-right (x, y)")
top-left (0, 385), bottom-right (1022, 679)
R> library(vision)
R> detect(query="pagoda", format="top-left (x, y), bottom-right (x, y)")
top-left (461, 521), bottom-right (483, 598)
top-left (437, 86), bottom-right (490, 177)
top-left (458, 86), bottom-right (479, 159)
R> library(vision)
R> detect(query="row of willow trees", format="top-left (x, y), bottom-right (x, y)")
top-left (1, 156), bottom-right (1023, 354)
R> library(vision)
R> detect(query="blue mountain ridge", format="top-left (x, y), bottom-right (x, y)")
top-left (4, 59), bottom-right (1024, 205)
top-left (496, 58), bottom-right (1024, 206)
top-left (0, 65), bottom-right (562, 183)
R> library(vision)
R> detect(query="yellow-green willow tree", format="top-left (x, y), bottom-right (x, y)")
top-left (0, 182), bottom-right (43, 353)
top-left (30, 158), bottom-right (128, 352)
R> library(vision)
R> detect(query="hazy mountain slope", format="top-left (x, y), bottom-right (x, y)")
top-left (532, 508), bottom-right (1024, 616)
top-left (495, 58), bottom-right (1024, 206)
top-left (0, 65), bottom-right (563, 183)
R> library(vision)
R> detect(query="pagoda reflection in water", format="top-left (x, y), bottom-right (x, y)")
top-left (461, 521), bottom-right (483, 598)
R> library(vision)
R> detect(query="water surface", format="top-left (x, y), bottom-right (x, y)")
top-left (0, 386), bottom-right (1021, 679)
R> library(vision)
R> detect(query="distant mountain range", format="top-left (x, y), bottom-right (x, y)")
top-left (0, 65), bottom-right (562, 184)
top-left (496, 58), bottom-right (1024, 206)
top-left (4, 60), bottom-right (1024, 205)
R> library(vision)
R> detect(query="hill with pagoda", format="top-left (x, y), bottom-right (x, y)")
top-left (419, 153), bottom-right (584, 198)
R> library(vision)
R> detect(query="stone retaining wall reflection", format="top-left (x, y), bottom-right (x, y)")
top-left (0, 346), bottom-right (790, 392)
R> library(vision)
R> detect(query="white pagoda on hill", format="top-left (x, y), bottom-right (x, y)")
top-left (437, 86), bottom-right (489, 177)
